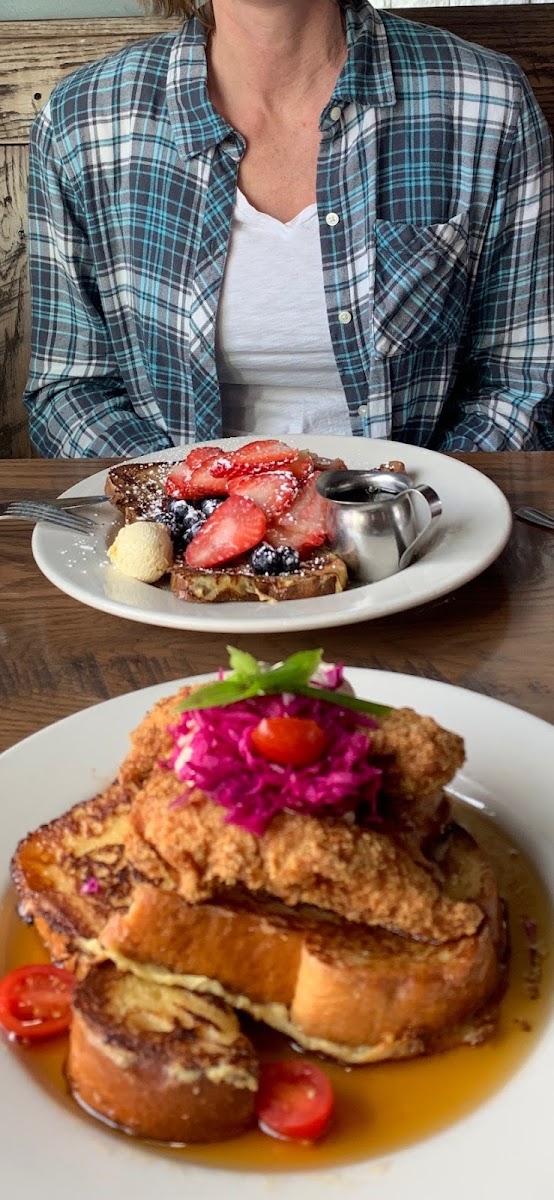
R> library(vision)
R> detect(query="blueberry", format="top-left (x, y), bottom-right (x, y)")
top-left (153, 502), bottom-right (202, 549)
top-left (250, 543), bottom-right (300, 576)
top-left (169, 499), bottom-right (198, 525)
top-left (174, 516), bottom-right (206, 555)
top-left (250, 543), bottom-right (281, 575)
top-left (200, 497), bottom-right (224, 518)
top-left (182, 510), bottom-right (205, 531)
top-left (275, 545), bottom-right (300, 573)
top-left (152, 510), bottom-right (180, 538)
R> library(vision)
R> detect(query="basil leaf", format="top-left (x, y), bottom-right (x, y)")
top-left (258, 649), bottom-right (323, 694)
top-left (295, 685), bottom-right (391, 718)
top-left (226, 646), bottom-right (261, 682)
top-left (178, 679), bottom-right (258, 711)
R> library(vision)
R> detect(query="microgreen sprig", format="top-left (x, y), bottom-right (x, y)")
top-left (178, 647), bottom-right (391, 718)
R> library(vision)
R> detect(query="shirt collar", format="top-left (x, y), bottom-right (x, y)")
top-left (167, 2), bottom-right (396, 160)
top-left (324, 1), bottom-right (396, 120)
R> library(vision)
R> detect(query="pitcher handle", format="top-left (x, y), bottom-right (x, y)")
top-left (398, 485), bottom-right (443, 570)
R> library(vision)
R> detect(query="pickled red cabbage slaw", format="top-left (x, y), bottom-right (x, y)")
top-left (166, 693), bottom-right (382, 835)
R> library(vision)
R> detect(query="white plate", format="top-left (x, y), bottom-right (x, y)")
top-left (32, 436), bottom-right (512, 633)
top-left (1, 669), bottom-right (553, 1200)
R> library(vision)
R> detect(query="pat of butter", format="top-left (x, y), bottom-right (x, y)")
top-left (108, 521), bottom-right (174, 583)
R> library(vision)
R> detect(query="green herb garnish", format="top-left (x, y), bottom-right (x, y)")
top-left (178, 648), bottom-right (391, 718)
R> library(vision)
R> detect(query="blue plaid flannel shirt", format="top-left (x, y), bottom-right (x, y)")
top-left (24, 0), bottom-right (554, 456)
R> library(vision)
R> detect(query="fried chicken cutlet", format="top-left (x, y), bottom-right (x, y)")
top-left (116, 689), bottom-right (474, 944)
top-left (129, 769), bottom-right (480, 943)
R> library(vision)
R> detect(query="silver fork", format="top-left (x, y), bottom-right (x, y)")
top-left (0, 500), bottom-right (96, 533)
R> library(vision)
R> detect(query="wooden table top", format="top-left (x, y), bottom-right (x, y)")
top-left (1, 453), bottom-right (553, 753)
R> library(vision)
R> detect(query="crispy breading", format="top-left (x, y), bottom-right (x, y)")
top-left (130, 766), bottom-right (482, 943)
top-left (118, 687), bottom-right (191, 791)
top-left (370, 707), bottom-right (465, 802)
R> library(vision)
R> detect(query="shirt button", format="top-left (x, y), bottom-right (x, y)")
top-left (330, 105), bottom-right (342, 121)
top-left (357, 404), bottom-right (368, 417)
top-left (338, 310), bottom-right (352, 325)
top-left (326, 212), bottom-right (340, 227)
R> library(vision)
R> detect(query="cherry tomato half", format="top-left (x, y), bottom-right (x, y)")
top-left (250, 717), bottom-right (327, 768)
top-left (0, 964), bottom-right (75, 1041)
top-left (256, 1060), bottom-right (334, 1141)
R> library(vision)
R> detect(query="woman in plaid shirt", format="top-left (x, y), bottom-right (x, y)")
top-left (24, 0), bottom-right (554, 455)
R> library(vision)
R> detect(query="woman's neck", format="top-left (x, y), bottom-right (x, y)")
top-left (209, 0), bottom-right (346, 111)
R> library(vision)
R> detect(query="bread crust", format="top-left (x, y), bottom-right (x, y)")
top-left (170, 548), bottom-right (347, 602)
top-left (67, 963), bottom-right (257, 1143)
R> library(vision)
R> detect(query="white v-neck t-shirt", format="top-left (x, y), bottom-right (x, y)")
top-left (216, 189), bottom-right (352, 437)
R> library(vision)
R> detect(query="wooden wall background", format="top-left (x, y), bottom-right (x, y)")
top-left (1, 7), bottom-right (554, 457)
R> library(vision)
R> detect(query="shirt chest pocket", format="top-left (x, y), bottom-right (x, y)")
top-left (372, 211), bottom-right (470, 358)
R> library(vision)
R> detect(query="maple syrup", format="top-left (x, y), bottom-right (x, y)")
top-left (0, 802), bottom-right (552, 1173)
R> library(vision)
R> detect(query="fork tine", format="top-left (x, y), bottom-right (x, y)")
top-left (33, 511), bottom-right (93, 533)
top-left (2, 502), bottom-right (94, 533)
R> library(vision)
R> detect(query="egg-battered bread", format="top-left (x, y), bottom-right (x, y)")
top-left (67, 962), bottom-right (257, 1143)
top-left (101, 819), bottom-right (504, 1062)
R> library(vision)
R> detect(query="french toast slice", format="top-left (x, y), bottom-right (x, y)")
top-left (67, 962), bottom-right (257, 1143)
top-left (170, 546), bottom-right (348, 602)
top-left (11, 783), bottom-right (134, 977)
top-left (104, 460), bottom-right (173, 523)
top-left (101, 821), bottom-right (505, 1063)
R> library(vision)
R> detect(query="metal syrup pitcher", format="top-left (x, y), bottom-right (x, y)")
top-left (316, 467), bottom-right (442, 584)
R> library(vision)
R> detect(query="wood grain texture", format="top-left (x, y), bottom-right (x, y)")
top-left (0, 453), bottom-right (552, 753)
top-left (0, 146), bottom-right (30, 458)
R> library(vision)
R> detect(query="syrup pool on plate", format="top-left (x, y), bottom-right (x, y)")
top-left (0, 801), bottom-right (552, 1173)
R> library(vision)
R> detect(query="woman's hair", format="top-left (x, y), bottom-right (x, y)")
top-left (145, 2), bottom-right (212, 16)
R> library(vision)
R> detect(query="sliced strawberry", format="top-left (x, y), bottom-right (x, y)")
top-left (210, 439), bottom-right (300, 480)
top-left (166, 461), bottom-right (193, 498)
top-left (185, 465), bottom-right (229, 500)
top-left (185, 495), bottom-right (267, 568)
top-left (288, 450), bottom-right (317, 483)
top-left (184, 445), bottom-right (223, 469)
top-left (228, 471), bottom-right (299, 519)
top-left (166, 461), bottom-right (228, 501)
top-left (265, 474), bottom-right (331, 558)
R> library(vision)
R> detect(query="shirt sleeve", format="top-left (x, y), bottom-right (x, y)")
top-left (23, 105), bottom-right (173, 459)
top-left (435, 71), bottom-right (554, 452)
